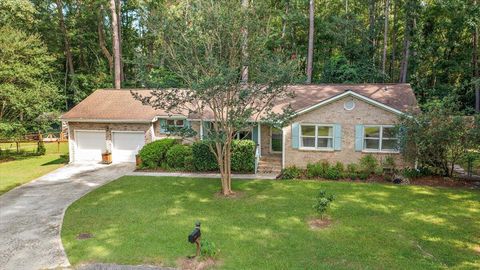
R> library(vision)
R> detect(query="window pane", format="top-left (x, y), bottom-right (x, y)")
top-left (364, 139), bottom-right (380, 149)
top-left (365, 127), bottom-right (380, 138)
top-left (166, 119), bottom-right (175, 125)
top-left (302, 137), bottom-right (315, 147)
top-left (175, 120), bottom-right (184, 126)
top-left (301, 125), bottom-right (315, 136)
top-left (382, 139), bottom-right (398, 150)
top-left (317, 138), bottom-right (333, 148)
top-left (317, 126), bottom-right (332, 137)
top-left (383, 127), bottom-right (396, 138)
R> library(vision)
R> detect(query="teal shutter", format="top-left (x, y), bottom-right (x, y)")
top-left (291, 122), bottom-right (299, 149)
top-left (159, 119), bottom-right (167, 133)
top-left (252, 125), bottom-right (259, 144)
top-left (333, 124), bottom-right (342, 150)
top-left (355, 125), bottom-right (364, 151)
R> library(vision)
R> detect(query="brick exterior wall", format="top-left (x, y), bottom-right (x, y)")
top-left (283, 96), bottom-right (405, 168)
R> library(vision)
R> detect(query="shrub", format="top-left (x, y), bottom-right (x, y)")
top-left (231, 140), bottom-right (255, 172)
top-left (184, 155), bottom-right (195, 171)
top-left (36, 141), bottom-right (46, 155)
top-left (280, 166), bottom-right (302, 179)
top-left (382, 156), bottom-right (396, 169)
top-left (401, 167), bottom-right (433, 179)
top-left (346, 163), bottom-right (358, 179)
top-left (313, 190), bottom-right (335, 218)
top-left (139, 138), bottom-right (177, 168)
top-left (324, 166), bottom-right (342, 180)
top-left (192, 141), bottom-right (219, 171)
top-left (357, 171), bottom-right (369, 180)
top-left (200, 239), bottom-right (218, 259)
top-left (359, 154), bottom-right (378, 175)
top-left (306, 162), bottom-right (324, 178)
top-left (166, 144), bottom-right (193, 169)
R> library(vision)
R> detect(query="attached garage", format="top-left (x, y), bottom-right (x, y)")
top-left (111, 131), bottom-right (145, 163)
top-left (74, 130), bottom-right (106, 163)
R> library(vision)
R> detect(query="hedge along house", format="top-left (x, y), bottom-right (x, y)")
top-left (61, 84), bottom-right (418, 174)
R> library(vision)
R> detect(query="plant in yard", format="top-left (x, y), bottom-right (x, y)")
top-left (200, 239), bottom-right (218, 259)
top-left (191, 141), bottom-right (219, 172)
top-left (166, 144), bottom-right (193, 169)
top-left (280, 166), bottom-right (302, 179)
top-left (313, 190), bottom-right (335, 219)
top-left (398, 105), bottom-right (480, 176)
top-left (138, 138), bottom-right (177, 168)
top-left (231, 140), bottom-right (256, 173)
top-left (36, 141), bottom-right (46, 155)
top-left (306, 162), bottom-right (324, 178)
top-left (346, 163), bottom-right (359, 179)
top-left (359, 154), bottom-right (378, 175)
top-left (132, 0), bottom-right (299, 195)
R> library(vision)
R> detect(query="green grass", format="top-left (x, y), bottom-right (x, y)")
top-left (0, 142), bottom-right (68, 195)
top-left (62, 177), bottom-right (480, 269)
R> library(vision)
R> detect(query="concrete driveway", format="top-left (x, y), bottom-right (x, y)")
top-left (0, 163), bottom-right (135, 270)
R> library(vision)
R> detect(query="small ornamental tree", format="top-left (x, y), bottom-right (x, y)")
top-left (133, 0), bottom-right (298, 196)
top-left (398, 105), bottom-right (480, 176)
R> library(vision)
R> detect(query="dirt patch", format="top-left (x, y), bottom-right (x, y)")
top-left (474, 245), bottom-right (480, 254)
top-left (308, 218), bottom-right (332, 230)
top-left (76, 233), bottom-right (93, 240)
top-left (0, 157), bottom-right (15, 163)
top-left (178, 257), bottom-right (217, 270)
top-left (214, 191), bottom-right (245, 199)
top-left (410, 176), bottom-right (478, 188)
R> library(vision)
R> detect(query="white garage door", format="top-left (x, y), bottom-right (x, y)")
top-left (75, 130), bottom-right (106, 163)
top-left (112, 131), bottom-right (145, 163)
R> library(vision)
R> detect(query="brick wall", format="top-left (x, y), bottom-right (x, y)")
top-left (283, 96), bottom-right (405, 168)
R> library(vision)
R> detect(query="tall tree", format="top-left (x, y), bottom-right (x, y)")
top-left (97, 4), bottom-right (113, 75)
top-left (109, 0), bottom-right (121, 89)
top-left (474, 0), bottom-right (479, 112)
top-left (55, 0), bottom-right (74, 76)
top-left (306, 0), bottom-right (314, 83)
top-left (241, 0), bottom-right (249, 83)
top-left (116, 0), bottom-right (124, 82)
top-left (382, 0), bottom-right (390, 78)
top-left (399, 0), bottom-right (413, 83)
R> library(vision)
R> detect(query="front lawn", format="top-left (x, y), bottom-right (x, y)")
top-left (0, 142), bottom-right (68, 195)
top-left (62, 177), bottom-right (480, 269)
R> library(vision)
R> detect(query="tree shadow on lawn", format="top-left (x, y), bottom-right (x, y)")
top-left (63, 177), bottom-right (480, 269)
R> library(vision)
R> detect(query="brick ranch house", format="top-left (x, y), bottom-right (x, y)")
top-left (61, 84), bottom-right (418, 174)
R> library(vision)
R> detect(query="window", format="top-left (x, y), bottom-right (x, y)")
top-left (300, 124), bottom-right (333, 149)
top-left (364, 125), bottom-right (398, 152)
top-left (166, 119), bottom-right (184, 127)
top-left (235, 130), bottom-right (252, 140)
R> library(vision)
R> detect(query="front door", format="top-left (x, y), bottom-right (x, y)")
top-left (271, 127), bottom-right (282, 153)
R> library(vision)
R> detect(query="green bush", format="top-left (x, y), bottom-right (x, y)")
top-left (359, 154), bottom-right (378, 175)
top-left (324, 165), bottom-right (342, 180)
top-left (313, 190), bottom-right (335, 218)
top-left (184, 155), bottom-right (195, 171)
top-left (280, 166), bottom-right (302, 179)
top-left (166, 144), bottom-right (193, 169)
top-left (306, 160), bottom-right (330, 178)
top-left (357, 171), bottom-right (369, 180)
top-left (36, 141), bottom-right (46, 155)
top-left (200, 239), bottom-right (218, 259)
top-left (139, 138), bottom-right (177, 168)
top-left (231, 140), bottom-right (255, 173)
top-left (192, 141), bottom-right (219, 171)
top-left (346, 163), bottom-right (358, 179)
top-left (401, 167), bottom-right (433, 179)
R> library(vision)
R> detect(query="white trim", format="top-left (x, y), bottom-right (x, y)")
top-left (282, 126), bottom-right (286, 169)
top-left (299, 124), bottom-right (334, 151)
top-left (294, 91), bottom-right (405, 117)
top-left (200, 121), bottom-right (204, 140)
top-left (362, 125), bottom-right (399, 153)
top-left (257, 123), bottom-right (262, 157)
top-left (111, 130), bottom-right (146, 134)
top-left (67, 124), bottom-right (73, 163)
top-left (63, 119), bottom-right (152, 123)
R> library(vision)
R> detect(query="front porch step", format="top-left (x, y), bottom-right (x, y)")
top-left (257, 154), bottom-right (282, 175)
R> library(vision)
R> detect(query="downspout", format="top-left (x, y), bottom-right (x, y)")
top-left (67, 123), bottom-right (73, 163)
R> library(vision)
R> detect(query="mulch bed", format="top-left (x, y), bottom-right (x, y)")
top-left (178, 257), bottom-right (218, 270)
top-left (308, 218), bottom-right (333, 230)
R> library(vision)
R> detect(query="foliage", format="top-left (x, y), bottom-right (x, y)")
top-left (346, 163), bottom-right (359, 180)
top-left (401, 167), bottom-right (434, 179)
top-left (231, 140), bottom-right (256, 173)
top-left (191, 141), bottom-right (219, 172)
top-left (138, 139), bottom-right (177, 168)
top-left (165, 144), bottom-right (192, 169)
top-left (382, 156), bottom-right (396, 169)
top-left (36, 141), bottom-right (46, 156)
top-left (398, 106), bottom-right (480, 176)
top-left (359, 154), bottom-right (379, 175)
top-left (313, 190), bottom-right (335, 218)
top-left (280, 166), bottom-right (302, 179)
top-left (200, 239), bottom-right (218, 259)
top-left (306, 161), bottom-right (329, 178)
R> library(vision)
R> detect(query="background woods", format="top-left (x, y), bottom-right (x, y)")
top-left (0, 0), bottom-right (479, 136)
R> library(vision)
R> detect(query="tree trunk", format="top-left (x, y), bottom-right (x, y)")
top-left (109, 0), bottom-right (121, 89)
top-left (306, 0), bottom-right (314, 83)
top-left (382, 0), bottom-right (390, 79)
top-left (55, 0), bottom-right (74, 75)
top-left (281, 1), bottom-right (289, 40)
top-left (399, 0), bottom-right (412, 83)
top-left (97, 5), bottom-right (114, 75)
top-left (389, 0), bottom-right (398, 80)
top-left (116, 0), bottom-right (124, 82)
top-left (368, 0), bottom-right (377, 62)
top-left (474, 0), bottom-right (480, 112)
top-left (241, 0), bottom-right (249, 83)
